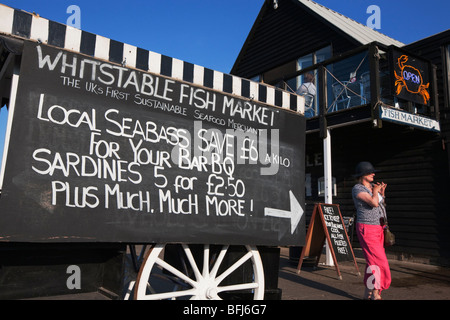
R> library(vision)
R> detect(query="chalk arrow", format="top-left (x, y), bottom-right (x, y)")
top-left (264, 191), bottom-right (303, 234)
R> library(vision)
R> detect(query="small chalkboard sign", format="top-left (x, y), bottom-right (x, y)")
top-left (296, 203), bottom-right (359, 279)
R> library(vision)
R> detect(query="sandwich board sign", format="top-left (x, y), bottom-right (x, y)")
top-left (296, 203), bottom-right (359, 279)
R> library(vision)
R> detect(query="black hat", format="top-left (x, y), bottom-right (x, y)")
top-left (353, 161), bottom-right (377, 178)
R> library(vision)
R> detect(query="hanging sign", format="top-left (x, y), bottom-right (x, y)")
top-left (0, 41), bottom-right (306, 246)
top-left (379, 105), bottom-right (440, 132)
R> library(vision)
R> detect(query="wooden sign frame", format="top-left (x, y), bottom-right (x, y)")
top-left (296, 203), bottom-right (360, 279)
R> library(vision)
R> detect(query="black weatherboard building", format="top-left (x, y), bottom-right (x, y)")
top-left (232, 0), bottom-right (450, 265)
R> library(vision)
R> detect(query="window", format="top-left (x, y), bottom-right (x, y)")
top-left (296, 46), bottom-right (331, 91)
top-left (315, 46), bottom-right (332, 64)
top-left (298, 53), bottom-right (313, 72)
top-left (296, 53), bottom-right (314, 93)
top-left (296, 46), bottom-right (331, 116)
top-left (325, 50), bottom-right (370, 113)
top-left (262, 60), bottom-right (297, 91)
top-left (318, 176), bottom-right (337, 197)
top-left (255, 46), bottom-right (331, 114)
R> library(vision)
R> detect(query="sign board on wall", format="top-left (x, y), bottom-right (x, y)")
top-left (0, 41), bottom-right (306, 246)
top-left (379, 105), bottom-right (440, 132)
top-left (391, 49), bottom-right (431, 106)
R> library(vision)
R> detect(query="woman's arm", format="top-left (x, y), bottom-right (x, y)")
top-left (356, 184), bottom-right (382, 207)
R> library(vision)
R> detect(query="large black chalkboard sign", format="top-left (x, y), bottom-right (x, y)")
top-left (0, 41), bottom-right (305, 246)
top-left (296, 203), bottom-right (359, 279)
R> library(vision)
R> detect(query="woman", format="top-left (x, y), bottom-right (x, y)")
top-left (352, 161), bottom-right (391, 300)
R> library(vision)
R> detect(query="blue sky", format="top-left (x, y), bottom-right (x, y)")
top-left (0, 0), bottom-right (449, 171)
top-left (1, 0), bottom-right (448, 73)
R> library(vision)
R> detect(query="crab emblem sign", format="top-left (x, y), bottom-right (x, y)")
top-left (392, 52), bottom-right (430, 105)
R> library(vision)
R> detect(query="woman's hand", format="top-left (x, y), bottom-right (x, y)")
top-left (357, 182), bottom-right (386, 208)
top-left (377, 182), bottom-right (387, 197)
top-left (372, 183), bottom-right (382, 195)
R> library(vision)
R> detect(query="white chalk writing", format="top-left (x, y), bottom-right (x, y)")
top-left (29, 45), bottom-right (297, 222)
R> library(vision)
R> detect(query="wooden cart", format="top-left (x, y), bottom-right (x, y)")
top-left (0, 6), bottom-right (306, 300)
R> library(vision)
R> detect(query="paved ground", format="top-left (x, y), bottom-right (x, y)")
top-left (278, 247), bottom-right (450, 300)
top-left (27, 246), bottom-right (450, 300)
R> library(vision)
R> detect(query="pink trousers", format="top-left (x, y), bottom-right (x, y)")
top-left (356, 223), bottom-right (391, 292)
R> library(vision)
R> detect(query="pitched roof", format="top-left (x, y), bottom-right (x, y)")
top-left (297, 0), bottom-right (404, 47)
top-left (231, 0), bottom-right (404, 77)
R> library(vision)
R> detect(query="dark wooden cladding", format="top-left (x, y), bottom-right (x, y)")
top-left (404, 30), bottom-right (450, 175)
top-left (231, 0), bottom-right (357, 78)
top-left (305, 122), bottom-right (450, 264)
top-left (405, 30), bottom-right (450, 111)
top-left (230, 0), bottom-right (450, 265)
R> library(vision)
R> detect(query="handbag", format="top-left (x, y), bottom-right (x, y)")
top-left (383, 223), bottom-right (395, 247)
top-left (379, 195), bottom-right (395, 246)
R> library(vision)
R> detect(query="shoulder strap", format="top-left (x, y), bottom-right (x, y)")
top-left (378, 196), bottom-right (387, 221)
